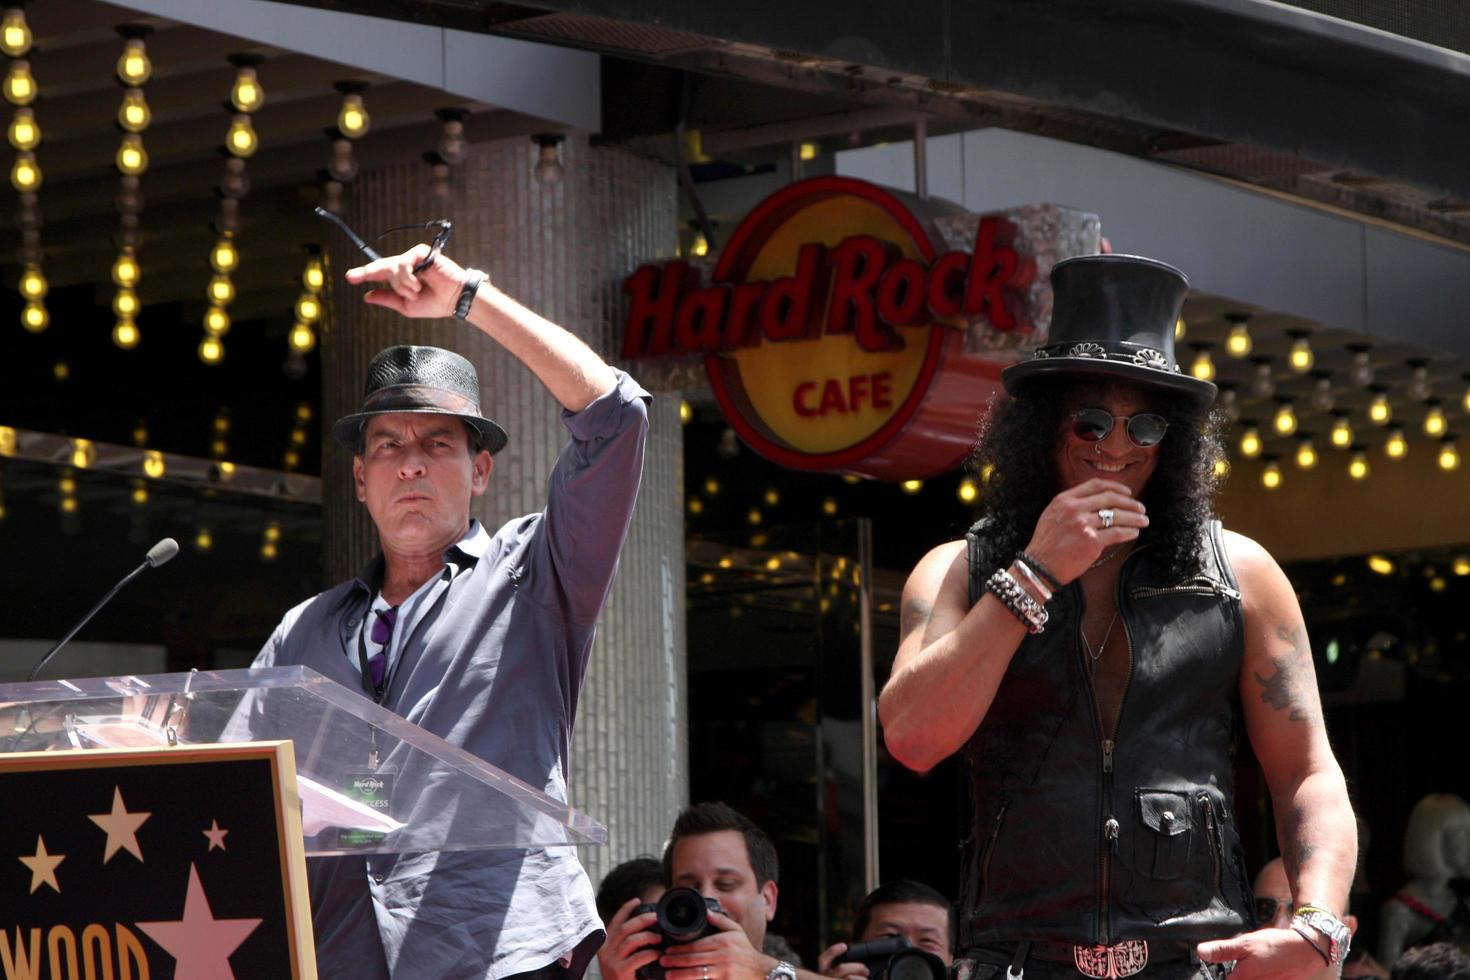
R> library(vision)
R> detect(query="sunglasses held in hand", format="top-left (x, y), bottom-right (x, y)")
top-left (314, 206), bottom-right (453, 273)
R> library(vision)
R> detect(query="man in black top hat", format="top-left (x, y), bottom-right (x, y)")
top-left (879, 255), bottom-right (1356, 980)
top-left (254, 242), bottom-right (649, 980)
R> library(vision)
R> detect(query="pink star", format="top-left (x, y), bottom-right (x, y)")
top-left (202, 819), bottom-right (229, 852)
top-left (136, 864), bottom-right (262, 980)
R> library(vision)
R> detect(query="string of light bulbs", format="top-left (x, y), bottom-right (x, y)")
top-left (110, 25), bottom-right (154, 349)
top-left (4, 6), bottom-right (46, 333)
top-left (199, 53), bottom-right (265, 365)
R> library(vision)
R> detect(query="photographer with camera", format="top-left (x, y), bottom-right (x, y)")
top-left (600, 803), bottom-right (829, 980)
top-left (818, 881), bottom-right (953, 980)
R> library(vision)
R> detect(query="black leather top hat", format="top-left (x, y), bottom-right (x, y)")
top-left (1002, 254), bottom-right (1215, 406)
top-left (333, 345), bottom-right (509, 454)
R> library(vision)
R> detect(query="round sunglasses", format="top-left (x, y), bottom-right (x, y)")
top-left (1069, 408), bottom-right (1170, 448)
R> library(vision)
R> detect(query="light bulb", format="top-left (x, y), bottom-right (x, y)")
top-left (1385, 428), bottom-right (1407, 459)
top-left (19, 263), bottom-right (46, 300)
top-left (112, 249), bottom-right (140, 287)
top-left (1424, 403), bottom-right (1448, 438)
top-left (1190, 347), bottom-right (1215, 382)
top-left (1288, 334), bottom-right (1314, 373)
top-left (4, 59), bottom-right (35, 105)
top-left (1366, 554), bottom-right (1394, 576)
top-left (1330, 414), bottom-right (1354, 449)
top-left (1174, 317), bottom-right (1186, 341)
top-left (957, 477), bottom-right (979, 504)
top-left (1251, 358), bottom-right (1275, 400)
top-left (1261, 460), bottom-right (1282, 491)
top-left (1368, 391), bottom-right (1391, 425)
top-left (533, 136), bottom-right (565, 185)
top-left (1348, 451), bottom-right (1370, 481)
top-left (210, 235), bottom-right (239, 273)
top-left (203, 306), bottom-right (230, 336)
top-left (71, 439), bottom-right (96, 469)
top-left (1438, 440), bottom-right (1460, 472)
top-left (288, 322), bottom-right (316, 353)
top-left (115, 134), bottom-right (148, 175)
top-left (337, 92), bottom-right (369, 138)
top-left (21, 301), bottom-right (48, 332)
top-left (199, 336), bottom-right (225, 365)
top-left (225, 114), bottom-right (258, 157)
top-left (195, 527), bottom-right (213, 552)
top-left (1217, 385), bottom-right (1240, 422)
top-left (1272, 402), bottom-right (1297, 437)
top-left (1295, 439), bottom-right (1318, 470)
top-left (112, 318), bottom-right (140, 349)
top-left (7, 106), bottom-right (38, 150)
top-left (295, 293), bottom-right (321, 322)
top-left (112, 288), bottom-right (140, 318)
top-left (1239, 426), bottom-right (1262, 459)
top-left (1349, 348), bottom-right (1374, 387)
top-left (131, 480), bottom-right (148, 506)
top-left (691, 234), bottom-right (709, 258)
top-left (1, 7), bottom-right (31, 57)
top-left (10, 150), bottom-right (40, 191)
top-left (1310, 374), bottom-right (1334, 414)
top-left (1225, 321), bottom-right (1252, 358)
top-left (1453, 556), bottom-right (1470, 577)
top-left (118, 88), bottom-right (151, 132)
top-left (207, 275), bottom-right (235, 305)
top-left (1213, 457), bottom-right (1230, 479)
top-left (230, 66), bottom-right (264, 112)
top-left (117, 38), bottom-right (151, 86)
top-left (143, 450), bottom-right (165, 479)
top-left (900, 479), bottom-right (924, 495)
top-left (303, 258), bottom-right (324, 292)
top-left (1407, 362), bottom-right (1432, 402)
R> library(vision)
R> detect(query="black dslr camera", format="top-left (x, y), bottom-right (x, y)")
top-left (835, 937), bottom-right (948, 980)
top-left (634, 886), bottom-right (726, 980)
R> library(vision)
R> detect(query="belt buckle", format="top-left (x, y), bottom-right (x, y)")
top-left (1073, 940), bottom-right (1148, 979)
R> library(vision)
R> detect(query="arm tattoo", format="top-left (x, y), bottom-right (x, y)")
top-left (1281, 802), bottom-right (1319, 876)
top-left (901, 597), bottom-right (933, 640)
top-left (1252, 623), bottom-right (1320, 724)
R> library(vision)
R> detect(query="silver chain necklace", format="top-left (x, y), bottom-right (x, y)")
top-left (1081, 609), bottom-right (1120, 662)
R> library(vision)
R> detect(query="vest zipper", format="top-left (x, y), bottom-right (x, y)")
top-left (979, 802), bottom-right (1008, 898)
top-left (1199, 792), bottom-right (1223, 894)
top-left (1129, 577), bottom-right (1241, 601)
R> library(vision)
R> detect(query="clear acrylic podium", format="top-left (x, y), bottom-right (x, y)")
top-left (0, 666), bottom-right (607, 856)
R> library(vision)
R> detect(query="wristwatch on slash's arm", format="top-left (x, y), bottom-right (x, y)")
top-left (766, 961), bottom-right (796, 980)
top-left (1292, 906), bottom-right (1352, 967)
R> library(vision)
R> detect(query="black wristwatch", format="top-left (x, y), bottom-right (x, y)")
top-left (454, 268), bottom-right (486, 320)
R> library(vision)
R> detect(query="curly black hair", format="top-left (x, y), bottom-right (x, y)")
top-left (968, 375), bottom-right (1225, 583)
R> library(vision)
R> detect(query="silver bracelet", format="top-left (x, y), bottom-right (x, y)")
top-left (985, 568), bottom-right (1048, 634)
top-left (1012, 557), bottom-right (1053, 603)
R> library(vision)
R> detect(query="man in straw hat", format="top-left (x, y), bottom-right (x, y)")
top-left (254, 242), bottom-right (649, 980)
top-left (878, 254), bottom-right (1355, 979)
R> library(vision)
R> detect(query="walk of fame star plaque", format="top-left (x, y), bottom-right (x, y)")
top-left (0, 741), bottom-right (315, 980)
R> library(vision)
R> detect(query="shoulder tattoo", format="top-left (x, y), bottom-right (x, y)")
top-left (1251, 623), bottom-right (1321, 725)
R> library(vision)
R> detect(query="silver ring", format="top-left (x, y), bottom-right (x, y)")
top-left (1098, 508), bottom-right (1115, 529)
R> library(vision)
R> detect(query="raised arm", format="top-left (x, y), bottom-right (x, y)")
top-left (879, 477), bottom-right (1144, 773)
top-left (1197, 530), bottom-right (1356, 978)
top-left (345, 244), bottom-right (616, 412)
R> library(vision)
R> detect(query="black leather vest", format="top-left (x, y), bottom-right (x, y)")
top-left (958, 520), bottom-right (1254, 948)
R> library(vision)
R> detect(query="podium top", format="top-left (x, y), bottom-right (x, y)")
top-left (0, 666), bottom-right (607, 856)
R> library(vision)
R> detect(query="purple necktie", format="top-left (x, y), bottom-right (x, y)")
top-left (368, 607), bottom-right (397, 690)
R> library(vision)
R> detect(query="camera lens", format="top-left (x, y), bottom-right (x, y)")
top-left (657, 887), bottom-right (711, 943)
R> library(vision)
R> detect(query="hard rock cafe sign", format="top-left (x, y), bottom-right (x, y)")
top-left (619, 176), bottom-right (1078, 480)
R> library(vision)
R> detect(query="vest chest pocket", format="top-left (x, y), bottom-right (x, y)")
top-left (1135, 790), bottom-right (1194, 880)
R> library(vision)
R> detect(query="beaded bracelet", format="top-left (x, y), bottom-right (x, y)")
top-left (985, 568), bottom-right (1048, 634)
top-left (1016, 551), bottom-right (1063, 591)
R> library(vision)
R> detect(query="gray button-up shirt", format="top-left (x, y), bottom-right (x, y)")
top-left (254, 371), bottom-right (650, 980)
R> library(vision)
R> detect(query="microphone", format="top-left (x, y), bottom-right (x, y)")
top-left (27, 538), bottom-right (180, 682)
